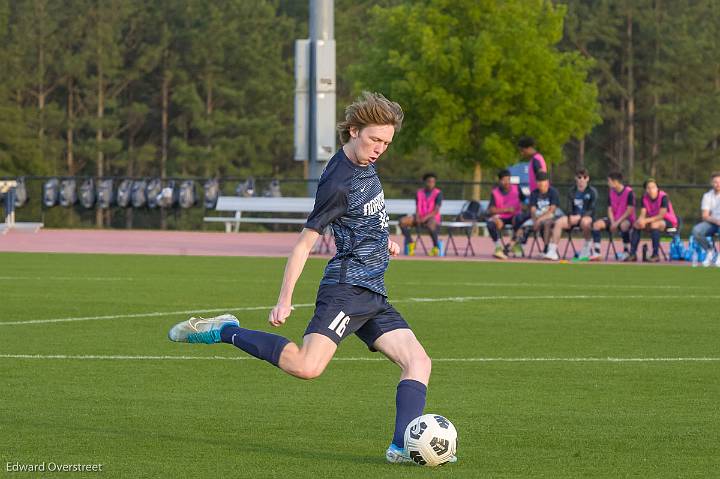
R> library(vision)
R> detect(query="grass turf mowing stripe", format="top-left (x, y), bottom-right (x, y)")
top-left (1, 354), bottom-right (719, 362)
top-left (3, 294), bottom-right (720, 326)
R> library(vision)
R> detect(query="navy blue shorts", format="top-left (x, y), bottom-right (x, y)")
top-left (304, 283), bottom-right (410, 351)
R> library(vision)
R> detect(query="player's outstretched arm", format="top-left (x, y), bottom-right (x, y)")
top-left (269, 228), bottom-right (320, 327)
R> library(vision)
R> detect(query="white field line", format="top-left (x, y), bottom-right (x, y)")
top-left (0, 276), bottom-right (135, 281)
top-left (399, 281), bottom-right (709, 290)
top-left (2, 294), bottom-right (720, 327)
top-left (0, 354), bottom-right (718, 363)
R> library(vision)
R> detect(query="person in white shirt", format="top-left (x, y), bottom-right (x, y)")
top-left (691, 172), bottom-right (720, 267)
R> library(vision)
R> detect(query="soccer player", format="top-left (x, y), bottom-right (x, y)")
top-left (625, 178), bottom-right (678, 262)
top-left (515, 171), bottom-right (559, 255)
top-left (518, 136), bottom-right (547, 193)
top-left (487, 169), bottom-right (526, 259)
top-left (545, 168), bottom-right (598, 261)
top-left (691, 172), bottom-right (720, 267)
top-left (590, 171), bottom-right (635, 261)
top-left (166, 92), bottom-right (455, 465)
top-left (399, 173), bottom-right (443, 256)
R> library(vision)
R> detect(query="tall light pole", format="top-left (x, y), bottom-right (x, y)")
top-left (294, 0), bottom-right (336, 196)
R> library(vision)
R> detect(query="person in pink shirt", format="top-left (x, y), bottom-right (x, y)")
top-left (625, 178), bottom-right (678, 263)
top-left (518, 136), bottom-right (547, 192)
top-left (590, 171), bottom-right (636, 261)
top-left (400, 173), bottom-right (443, 256)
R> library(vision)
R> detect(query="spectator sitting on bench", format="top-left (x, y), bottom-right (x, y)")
top-left (590, 171), bottom-right (636, 261)
top-left (487, 169), bottom-right (527, 260)
top-left (400, 172), bottom-right (443, 256)
top-left (691, 171), bottom-right (720, 267)
top-left (625, 178), bottom-right (678, 263)
top-left (545, 168), bottom-right (598, 261)
top-left (515, 172), bottom-right (559, 256)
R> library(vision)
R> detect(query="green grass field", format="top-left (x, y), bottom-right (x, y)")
top-left (1, 252), bottom-right (719, 478)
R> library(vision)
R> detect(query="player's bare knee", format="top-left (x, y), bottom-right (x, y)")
top-left (403, 351), bottom-right (431, 377)
top-left (294, 362), bottom-right (326, 380)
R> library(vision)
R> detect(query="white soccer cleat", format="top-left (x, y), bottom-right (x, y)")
top-left (589, 252), bottom-right (602, 261)
top-left (167, 314), bottom-right (239, 343)
top-left (544, 249), bottom-right (560, 261)
top-left (702, 251), bottom-right (714, 267)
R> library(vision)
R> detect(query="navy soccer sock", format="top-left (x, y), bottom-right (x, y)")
top-left (429, 228), bottom-right (440, 248)
top-left (400, 226), bottom-right (413, 245)
top-left (487, 221), bottom-right (499, 242)
top-left (220, 326), bottom-right (290, 367)
top-left (651, 230), bottom-right (661, 256)
top-left (392, 379), bottom-right (427, 449)
top-left (630, 229), bottom-right (641, 255)
top-left (621, 230), bottom-right (630, 245)
top-left (591, 230), bottom-right (601, 244)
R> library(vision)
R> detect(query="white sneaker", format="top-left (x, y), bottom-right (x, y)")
top-left (702, 251), bottom-right (714, 267)
top-left (589, 251), bottom-right (602, 261)
top-left (617, 251), bottom-right (628, 261)
top-left (578, 245), bottom-right (591, 259)
top-left (544, 248), bottom-right (560, 261)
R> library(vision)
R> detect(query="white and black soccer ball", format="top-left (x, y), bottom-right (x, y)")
top-left (404, 413), bottom-right (457, 467)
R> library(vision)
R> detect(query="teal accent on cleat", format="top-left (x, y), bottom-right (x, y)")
top-left (167, 314), bottom-right (239, 344)
top-left (187, 329), bottom-right (221, 344)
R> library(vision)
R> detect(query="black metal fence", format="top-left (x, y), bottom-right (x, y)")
top-left (1, 175), bottom-right (713, 235)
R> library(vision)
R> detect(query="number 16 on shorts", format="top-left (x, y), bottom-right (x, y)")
top-left (328, 311), bottom-right (351, 337)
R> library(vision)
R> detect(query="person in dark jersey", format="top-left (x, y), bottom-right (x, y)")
top-left (515, 172), bottom-right (559, 255)
top-left (545, 168), bottom-right (598, 261)
top-left (166, 92), bottom-right (456, 465)
top-left (590, 171), bottom-right (636, 261)
top-left (487, 169), bottom-right (527, 260)
top-left (625, 178), bottom-right (678, 262)
top-left (399, 173), bottom-right (443, 256)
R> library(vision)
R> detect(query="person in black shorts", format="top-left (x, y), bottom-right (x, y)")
top-left (167, 92), bottom-right (454, 465)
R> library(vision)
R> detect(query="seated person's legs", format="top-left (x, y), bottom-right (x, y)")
top-left (536, 218), bottom-right (555, 258)
top-left (507, 213), bottom-right (530, 252)
top-left (591, 218), bottom-right (607, 259)
top-left (411, 217), bottom-right (441, 256)
top-left (399, 215), bottom-right (417, 255)
top-left (579, 216), bottom-right (594, 258)
top-left (692, 221), bottom-right (719, 259)
top-left (647, 220), bottom-right (667, 261)
top-left (619, 219), bottom-right (632, 255)
top-left (546, 215), bottom-right (579, 260)
top-left (488, 215), bottom-right (507, 259)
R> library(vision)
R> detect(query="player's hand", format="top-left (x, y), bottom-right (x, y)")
top-left (269, 304), bottom-right (293, 327)
top-left (610, 221), bottom-right (618, 232)
top-left (388, 239), bottom-right (401, 256)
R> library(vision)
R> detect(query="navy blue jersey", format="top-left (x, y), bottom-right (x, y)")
top-left (567, 185), bottom-right (598, 217)
top-left (529, 187), bottom-right (560, 216)
top-left (304, 149), bottom-right (390, 296)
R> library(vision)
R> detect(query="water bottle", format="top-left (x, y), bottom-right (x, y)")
top-left (642, 244), bottom-right (648, 262)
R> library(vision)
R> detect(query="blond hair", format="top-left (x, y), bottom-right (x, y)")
top-left (337, 91), bottom-right (404, 144)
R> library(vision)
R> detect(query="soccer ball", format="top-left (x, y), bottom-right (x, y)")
top-left (404, 413), bottom-right (457, 467)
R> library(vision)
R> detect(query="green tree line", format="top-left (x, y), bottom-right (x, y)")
top-left (1, 0), bottom-right (718, 191)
